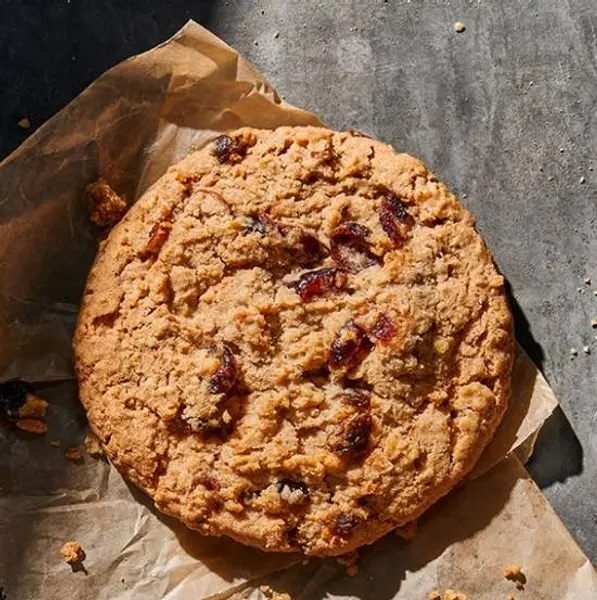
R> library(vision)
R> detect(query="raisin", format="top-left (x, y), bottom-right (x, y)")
top-left (378, 191), bottom-right (414, 247)
top-left (330, 222), bottom-right (380, 273)
top-left (142, 221), bottom-right (172, 258)
top-left (0, 380), bottom-right (33, 420)
top-left (333, 414), bottom-right (372, 456)
top-left (370, 314), bottom-right (397, 344)
top-left (340, 390), bottom-right (370, 410)
top-left (276, 479), bottom-right (309, 496)
top-left (332, 513), bottom-right (362, 538)
top-left (328, 321), bottom-right (373, 371)
top-left (209, 346), bottom-right (238, 395)
top-left (197, 475), bottom-right (220, 491)
top-left (290, 267), bottom-right (347, 301)
top-left (213, 134), bottom-right (248, 164)
top-left (245, 214), bottom-right (272, 236)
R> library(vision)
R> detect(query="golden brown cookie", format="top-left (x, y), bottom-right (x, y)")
top-left (74, 126), bottom-right (514, 556)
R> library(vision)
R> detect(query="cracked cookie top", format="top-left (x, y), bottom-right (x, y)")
top-left (74, 126), bottom-right (514, 556)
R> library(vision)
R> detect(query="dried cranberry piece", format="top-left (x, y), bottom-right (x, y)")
top-left (378, 192), bottom-right (414, 247)
top-left (209, 346), bottom-right (238, 394)
top-left (328, 321), bottom-right (373, 371)
top-left (332, 513), bottom-right (362, 538)
top-left (197, 475), bottom-right (220, 491)
top-left (340, 390), bottom-right (371, 410)
top-left (330, 222), bottom-right (379, 274)
top-left (333, 414), bottom-right (372, 456)
top-left (290, 267), bottom-right (347, 301)
top-left (245, 214), bottom-right (272, 236)
top-left (0, 380), bottom-right (33, 420)
top-left (370, 314), bottom-right (397, 344)
top-left (213, 134), bottom-right (248, 164)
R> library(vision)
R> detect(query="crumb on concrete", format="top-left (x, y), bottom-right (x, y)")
top-left (16, 418), bottom-right (47, 434)
top-left (570, 347), bottom-right (578, 356)
top-left (84, 178), bottom-right (128, 228)
top-left (84, 433), bottom-right (104, 458)
top-left (591, 318), bottom-right (597, 328)
top-left (18, 117), bottom-right (31, 129)
top-left (580, 176), bottom-right (586, 184)
top-left (583, 346), bottom-right (591, 355)
top-left (65, 447), bottom-right (83, 461)
top-left (395, 520), bottom-right (418, 540)
top-left (60, 541), bottom-right (85, 565)
top-left (585, 277), bottom-right (592, 285)
top-left (454, 22), bottom-right (466, 32)
top-left (18, 393), bottom-right (48, 418)
top-left (504, 564), bottom-right (527, 590)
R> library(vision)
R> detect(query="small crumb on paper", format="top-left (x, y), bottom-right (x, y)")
top-left (84, 432), bottom-right (104, 458)
top-left (84, 178), bottom-right (128, 228)
top-left (429, 591), bottom-right (467, 600)
top-left (443, 591), bottom-right (467, 600)
top-left (65, 447), bottom-right (83, 461)
top-left (18, 393), bottom-right (48, 418)
top-left (60, 541), bottom-right (86, 565)
top-left (17, 117), bottom-right (31, 129)
top-left (16, 418), bottom-right (47, 434)
top-left (454, 22), bottom-right (466, 33)
top-left (504, 564), bottom-right (527, 590)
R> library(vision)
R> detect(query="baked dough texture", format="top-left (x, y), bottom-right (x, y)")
top-left (74, 126), bottom-right (514, 556)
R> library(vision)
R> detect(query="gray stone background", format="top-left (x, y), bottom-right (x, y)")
top-left (1, 0), bottom-right (595, 564)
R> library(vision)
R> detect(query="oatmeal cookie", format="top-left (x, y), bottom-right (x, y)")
top-left (74, 126), bottom-right (514, 555)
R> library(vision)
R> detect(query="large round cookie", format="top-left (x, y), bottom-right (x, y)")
top-left (74, 126), bottom-right (514, 556)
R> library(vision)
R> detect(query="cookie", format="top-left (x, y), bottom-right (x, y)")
top-left (74, 126), bottom-right (514, 556)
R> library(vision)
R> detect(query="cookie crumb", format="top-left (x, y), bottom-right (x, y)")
top-left (84, 433), bottom-right (104, 458)
top-left (428, 592), bottom-right (442, 600)
top-left (16, 418), bottom-right (47, 434)
top-left (18, 117), bottom-right (31, 129)
top-left (50, 440), bottom-right (61, 448)
top-left (84, 178), bottom-right (128, 228)
top-left (505, 596), bottom-right (516, 600)
top-left (337, 551), bottom-right (359, 576)
top-left (454, 22), bottom-right (466, 33)
top-left (60, 541), bottom-right (85, 565)
top-left (443, 591), bottom-right (467, 600)
top-left (18, 393), bottom-right (48, 418)
top-left (65, 447), bottom-right (83, 461)
top-left (395, 520), bottom-right (418, 540)
top-left (504, 564), bottom-right (526, 590)
top-left (259, 585), bottom-right (291, 600)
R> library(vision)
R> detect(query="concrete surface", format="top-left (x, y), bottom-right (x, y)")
top-left (1, 0), bottom-right (596, 564)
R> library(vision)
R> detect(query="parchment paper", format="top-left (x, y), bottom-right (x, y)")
top-left (0, 21), bottom-right (594, 600)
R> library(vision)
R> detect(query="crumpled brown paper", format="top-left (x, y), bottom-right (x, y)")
top-left (0, 21), bottom-right (594, 600)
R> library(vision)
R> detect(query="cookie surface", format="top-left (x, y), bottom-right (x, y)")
top-left (74, 126), bottom-right (514, 556)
